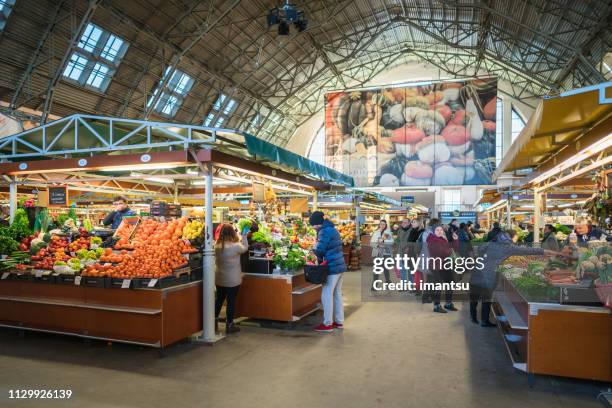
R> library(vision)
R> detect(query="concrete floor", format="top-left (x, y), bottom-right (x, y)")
top-left (0, 270), bottom-right (607, 408)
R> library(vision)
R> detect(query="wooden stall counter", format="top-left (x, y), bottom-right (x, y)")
top-left (0, 280), bottom-right (202, 349)
top-left (493, 276), bottom-right (612, 383)
top-left (236, 270), bottom-right (321, 322)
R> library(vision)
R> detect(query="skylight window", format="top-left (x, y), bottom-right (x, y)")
top-left (0, 0), bottom-right (16, 31)
top-left (147, 67), bottom-right (194, 118)
top-left (204, 93), bottom-right (237, 128)
top-left (62, 23), bottom-right (128, 91)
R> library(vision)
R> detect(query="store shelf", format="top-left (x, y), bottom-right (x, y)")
top-left (0, 295), bottom-right (162, 315)
top-left (292, 304), bottom-right (321, 321)
top-left (494, 291), bottom-right (528, 330)
top-left (0, 323), bottom-right (161, 348)
top-left (292, 284), bottom-right (321, 295)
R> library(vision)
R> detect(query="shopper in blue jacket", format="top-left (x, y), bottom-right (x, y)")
top-left (310, 211), bottom-right (346, 333)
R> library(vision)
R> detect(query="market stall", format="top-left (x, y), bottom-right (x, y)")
top-left (492, 82), bottom-right (612, 383)
top-left (0, 114), bottom-right (353, 344)
top-left (494, 245), bottom-right (611, 383)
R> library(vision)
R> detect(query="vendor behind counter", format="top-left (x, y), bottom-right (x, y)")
top-left (102, 196), bottom-right (136, 229)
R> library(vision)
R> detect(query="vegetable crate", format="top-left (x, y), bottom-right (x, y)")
top-left (132, 274), bottom-right (189, 289)
top-left (81, 276), bottom-right (109, 288)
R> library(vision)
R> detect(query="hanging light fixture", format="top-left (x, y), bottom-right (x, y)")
top-left (267, 1), bottom-right (308, 36)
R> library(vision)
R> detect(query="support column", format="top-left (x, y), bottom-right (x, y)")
top-left (173, 184), bottom-right (179, 205)
top-left (534, 189), bottom-right (542, 243)
top-left (9, 178), bottom-right (17, 224)
top-left (312, 190), bottom-right (318, 211)
top-left (354, 196), bottom-right (361, 241)
top-left (201, 162), bottom-right (220, 343)
top-left (506, 197), bottom-right (512, 229)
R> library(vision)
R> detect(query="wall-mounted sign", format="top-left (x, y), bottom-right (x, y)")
top-left (401, 195), bottom-right (415, 204)
top-left (48, 186), bottom-right (68, 206)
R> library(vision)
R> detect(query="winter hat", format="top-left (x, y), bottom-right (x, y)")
top-left (309, 211), bottom-right (325, 226)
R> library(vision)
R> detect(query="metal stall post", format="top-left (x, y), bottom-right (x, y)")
top-left (312, 190), bottom-right (318, 211)
top-left (201, 162), bottom-right (222, 343)
top-left (354, 195), bottom-right (361, 240)
top-left (506, 197), bottom-right (512, 229)
top-left (534, 189), bottom-right (542, 243)
top-left (9, 178), bottom-right (17, 224)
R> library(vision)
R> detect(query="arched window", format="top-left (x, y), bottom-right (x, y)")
top-left (308, 125), bottom-right (326, 165)
top-left (511, 108), bottom-right (526, 142)
top-left (495, 97), bottom-right (503, 165)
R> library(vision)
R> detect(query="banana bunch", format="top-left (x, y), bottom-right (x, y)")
top-left (182, 219), bottom-right (204, 240)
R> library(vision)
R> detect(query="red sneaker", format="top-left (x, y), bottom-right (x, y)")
top-left (332, 322), bottom-right (344, 329)
top-left (314, 323), bottom-right (333, 333)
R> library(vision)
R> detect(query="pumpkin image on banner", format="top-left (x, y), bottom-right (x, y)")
top-left (324, 78), bottom-right (498, 187)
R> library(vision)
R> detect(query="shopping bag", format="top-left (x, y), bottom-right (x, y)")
top-left (304, 264), bottom-right (329, 284)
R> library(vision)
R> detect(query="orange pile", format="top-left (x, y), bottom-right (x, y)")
top-left (108, 218), bottom-right (192, 279)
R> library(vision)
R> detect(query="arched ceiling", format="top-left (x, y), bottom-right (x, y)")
top-left (0, 0), bottom-right (610, 147)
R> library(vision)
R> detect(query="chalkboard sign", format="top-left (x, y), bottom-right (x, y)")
top-left (48, 186), bottom-right (68, 206)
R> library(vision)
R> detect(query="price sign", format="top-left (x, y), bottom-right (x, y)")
top-left (1, 272), bottom-right (9, 280)
top-left (121, 279), bottom-right (131, 289)
top-left (147, 279), bottom-right (158, 288)
top-left (35, 270), bottom-right (43, 278)
top-left (48, 186), bottom-right (68, 206)
top-left (52, 272), bottom-right (60, 277)
top-left (74, 276), bottom-right (82, 286)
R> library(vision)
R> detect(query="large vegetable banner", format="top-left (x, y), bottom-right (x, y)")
top-left (324, 78), bottom-right (497, 187)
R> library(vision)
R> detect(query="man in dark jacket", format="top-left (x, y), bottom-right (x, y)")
top-left (310, 211), bottom-right (346, 333)
top-left (485, 222), bottom-right (502, 242)
top-left (470, 230), bottom-right (558, 327)
top-left (102, 196), bottom-right (136, 229)
top-left (541, 224), bottom-right (560, 251)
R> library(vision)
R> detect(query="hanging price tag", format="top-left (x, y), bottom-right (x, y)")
top-left (35, 270), bottom-right (43, 278)
top-left (74, 276), bottom-right (82, 286)
top-left (1, 272), bottom-right (9, 280)
top-left (147, 279), bottom-right (158, 288)
top-left (121, 279), bottom-right (131, 289)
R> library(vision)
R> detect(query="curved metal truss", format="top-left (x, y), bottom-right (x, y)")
top-left (0, 0), bottom-right (609, 147)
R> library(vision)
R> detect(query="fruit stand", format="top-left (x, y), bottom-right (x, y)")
top-left (494, 245), bottom-right (612, 383)
top-left (0, 115), bottom-right (354, 343)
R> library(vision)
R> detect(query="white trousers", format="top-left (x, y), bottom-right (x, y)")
top-left (321, 273), bottom-right (344, 326)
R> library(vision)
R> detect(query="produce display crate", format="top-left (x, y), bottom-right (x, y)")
top-left (132, 274), bottom-right (189, 289)
top-left (173, 266), bottom-right (190, 278)
top-left (15, 272), bottom-right (33, 281)
top-left (108, 278), bottom-right (133, 289)
top-left (32, 272), bottom-right (56, 284)
top-left (81, 276), bottom-right (109, 288)
top-left (56, 274), bottom-right (78, 285)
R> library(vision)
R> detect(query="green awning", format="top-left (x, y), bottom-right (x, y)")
top-left (243, 134), bottom-right (354, 187)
